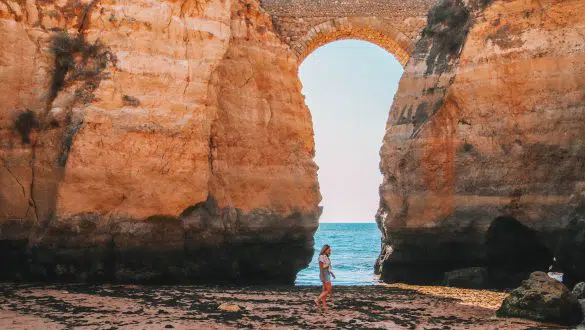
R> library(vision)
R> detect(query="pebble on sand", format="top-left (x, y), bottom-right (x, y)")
top-left (218, 303), bottom-right (242, 312)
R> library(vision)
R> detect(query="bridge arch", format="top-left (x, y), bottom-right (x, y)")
top-left (292, 17), bottom-right (417, 66)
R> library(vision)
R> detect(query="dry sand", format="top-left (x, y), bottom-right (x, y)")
top-left (0, 283), bottom-right (563, 329)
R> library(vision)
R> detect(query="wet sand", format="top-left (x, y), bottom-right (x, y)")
top-left (0, 283), bottom-right (562, 329)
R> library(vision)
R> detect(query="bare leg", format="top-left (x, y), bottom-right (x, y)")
top-left (328, 284), bottom-right (334, 307)
top-left (314, 292), bottom-right (321, 307)
top-left (321, 282), bottom-right (332, 310)
top-left (315, 283), bottom-right (326, 308)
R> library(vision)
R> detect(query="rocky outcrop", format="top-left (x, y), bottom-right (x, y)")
top-left (2, 0), bottom-right (585, 285)
top-left (496, 272), bottom-right (583, 326)
top-left (0, 0), bottom-right (320, 283)
top-left (442, 267), bottom-right (488, 289)
top-left (573, 282), bottom-right (585, 299)
top-left (377, 0), bottom-right (585, 285)
top-left (557, 209), bottom-right (585, 288)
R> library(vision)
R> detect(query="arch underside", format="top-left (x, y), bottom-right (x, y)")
top-left (284, 17), bottom-right (426, 66)
top-left (298, 29), bottom-right (411, 66)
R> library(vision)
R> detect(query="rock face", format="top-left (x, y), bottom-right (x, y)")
top-left (485, 216), bottom-right (552, 288)
top-left (496, 272), bottom-right (583, 326)
top-left (557, 210), bottom-right (585, 288)
top-left (443, 267), bottom-right (488, 289)
top-left (0, 0), bottom-right (320, 283)
top-left (573, 282), bottom-right (585, 300)
top-left (2, 0), bottom-right (585, 285)
top-left (261, 0), bottom-right (437, 64)
top-left (377, 0), bottom-right (585, 285)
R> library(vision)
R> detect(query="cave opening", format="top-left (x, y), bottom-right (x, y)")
top-left (295, 39), bottom-right (404, 285)
top-left (485, 215), bottom-right (555, 289)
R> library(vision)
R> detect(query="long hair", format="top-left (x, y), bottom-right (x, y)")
top-left (319, 244), bottom-right (330, 256)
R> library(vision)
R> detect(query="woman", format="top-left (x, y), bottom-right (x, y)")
top-left (314, 244), bottom-right (335, 310)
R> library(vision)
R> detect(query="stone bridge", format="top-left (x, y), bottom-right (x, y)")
top-left (260, 0), bottom-right (438, 64)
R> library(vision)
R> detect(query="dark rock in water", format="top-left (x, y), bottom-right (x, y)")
top-left (443, 267), bottom-right (488, 289)
top-left (557, 211), bottom-right (585, 289)
top-left (573, 282), bottom-right (585, 299)
top-left (496, 271), bottom-right (583, 326)
top-left (486, 216), bottom-right (553, 289)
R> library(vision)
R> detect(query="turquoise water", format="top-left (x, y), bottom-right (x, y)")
top-left (295, 223), bottom-right (382, 286)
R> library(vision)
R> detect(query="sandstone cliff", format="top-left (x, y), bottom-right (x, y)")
top-left (0, 0), bottom-right (320, 283)
top-left (376, 0), bottom-right (585, 287)
top-left (2, 0), bottom-right (585, 286)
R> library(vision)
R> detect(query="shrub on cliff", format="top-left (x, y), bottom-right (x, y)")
top-left (14, 110), bottom-right (40, 144)
top-left (49, 31), bottom-right (114, 104)
top-left (422, 0), bottom-right (471, 75)
top-left (122, 95), bottom-right (141, 107)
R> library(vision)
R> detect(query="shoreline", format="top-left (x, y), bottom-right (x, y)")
top-left (0, 283), bottom-right (561, 329)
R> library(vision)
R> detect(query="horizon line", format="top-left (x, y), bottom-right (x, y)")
top-left (319, 221), bottom-right (376, 223)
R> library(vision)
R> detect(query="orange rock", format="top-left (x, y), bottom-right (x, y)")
top-left (377, 0), bottom-right (585, 285)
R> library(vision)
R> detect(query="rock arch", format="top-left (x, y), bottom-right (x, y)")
top-left (290, 17), bottom-right (414, 65)
top-left (1, 0), bottom-right (585, 287)
top-left (260, 0), bottom-right (436, 65)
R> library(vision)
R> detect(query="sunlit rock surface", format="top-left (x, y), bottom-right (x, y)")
top-left (377, 0), bottom-right (585, 286)
top-left (1, 0), bottom-right (585, 285)
top-left (0, 0), bottom-right (320, 283)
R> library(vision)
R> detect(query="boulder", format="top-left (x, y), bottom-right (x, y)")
top-left (496, 271), bottom-right (583, 326)
top-left (443, 267), bottom-right (488, 289)
top-left (574, 282), bottom-right (585, 299)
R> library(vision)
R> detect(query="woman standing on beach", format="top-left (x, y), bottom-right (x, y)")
top-left (315, 244), bottom-right (335, 310)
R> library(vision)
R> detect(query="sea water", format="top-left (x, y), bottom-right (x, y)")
top-left (295, 223), bottom-right (382, 286)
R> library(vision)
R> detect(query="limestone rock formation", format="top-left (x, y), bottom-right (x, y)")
top-left (1, 0), bottom-right (585, 285)
top-left (377, 0), bottom-right (585, 285)
top-left (496, 272), bottom-right (582, 326)
top-left (0, 0), bottom-right (320, 283)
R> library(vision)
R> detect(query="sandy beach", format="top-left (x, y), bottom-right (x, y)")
top-left (0, 283), bottom-right (561, 329)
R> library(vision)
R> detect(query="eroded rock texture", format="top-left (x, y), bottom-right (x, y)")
top-left (377, 0), bottom-right (585, 286)
top-left (2, 0), bottom-right (585, 285)
top-left (0, 0), bottom-right (320, 283)
top-left (496, 271), bottom-right (582, 326)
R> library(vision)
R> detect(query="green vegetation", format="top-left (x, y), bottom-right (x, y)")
top-left (421, 0), bottom-right (471, 75)
top-left (57, 114), bottom-right (83, 167)
top-left (14, 110), bottom-right (40, 144)
top-left (49, 31), bottom-right (113, 104)
top-left (122, 95), bottom-right (141, 107)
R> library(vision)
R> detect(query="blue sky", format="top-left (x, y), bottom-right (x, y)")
top-left (298, 40), bottom-right (404, 223)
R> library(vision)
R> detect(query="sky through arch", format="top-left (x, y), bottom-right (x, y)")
top-left (299, 39), bottom-right (404, 223)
